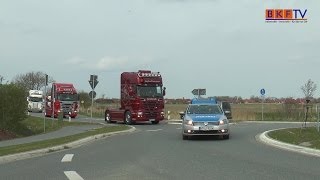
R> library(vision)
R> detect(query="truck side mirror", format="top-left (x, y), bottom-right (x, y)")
top-left (163, 87), bottom-right (166, 96)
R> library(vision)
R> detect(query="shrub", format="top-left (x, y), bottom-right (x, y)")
top-left (0, 84), bottom-right (27, 130)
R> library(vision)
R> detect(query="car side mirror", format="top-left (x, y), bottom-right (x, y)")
top-left (179, 111), bottom-right (185, 120)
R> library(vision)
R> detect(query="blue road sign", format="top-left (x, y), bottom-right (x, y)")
top-left (260, 88), bottom-right (266, 95)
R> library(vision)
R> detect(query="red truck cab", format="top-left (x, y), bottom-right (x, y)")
top-left (105, 70), bottom-right (166, 125)
top-left (45, 83), bottom-right (79, 118)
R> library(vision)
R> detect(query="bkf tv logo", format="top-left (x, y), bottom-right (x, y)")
top-left (265, 9), bottom-right (308, 23)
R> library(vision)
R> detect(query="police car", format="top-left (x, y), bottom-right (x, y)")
top-left (182, 98), bottom-right (230, 140)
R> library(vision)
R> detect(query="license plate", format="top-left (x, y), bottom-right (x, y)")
top-left (149, 119), bottom-right (155, 122)
top-left (200, 126), bottom-right (210, 131)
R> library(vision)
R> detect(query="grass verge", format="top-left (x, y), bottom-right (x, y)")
top-left (268, 127), bottom-right (320, 149)
top-left (0, 125), bottom-right (129, 156)
top-left (14, 115), bottom-right (95, 137)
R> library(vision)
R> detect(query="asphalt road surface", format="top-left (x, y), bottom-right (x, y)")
top-left (1, 120), bottom-right (320, 180)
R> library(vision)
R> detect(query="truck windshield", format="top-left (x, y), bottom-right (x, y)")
top-left (187, 105), bottom-right (222, 114)
top-left (137, 86), bottom-right (163, 98)
top-left (28, 97), bottom-right (43, 102)
top-left (57, 94), bottom-right (78, 101)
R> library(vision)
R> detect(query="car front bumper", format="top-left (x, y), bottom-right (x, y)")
top-left (182, 124), bottom-right (229, 136)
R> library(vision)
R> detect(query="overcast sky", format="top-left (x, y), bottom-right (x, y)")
top-left (0, 0), bottom-right (319, 99)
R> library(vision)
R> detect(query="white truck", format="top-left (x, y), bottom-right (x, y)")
top-left (27, 90), bottom-right (44, 112)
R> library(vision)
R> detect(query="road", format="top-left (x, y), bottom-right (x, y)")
top-left (1, 119), bottom-right (320, 180)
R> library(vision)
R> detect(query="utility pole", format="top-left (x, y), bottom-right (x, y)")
top-left (44, 74), bottom-right (48, 133)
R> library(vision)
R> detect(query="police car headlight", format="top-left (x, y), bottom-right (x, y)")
top-left (219, 119), bottom-right (228, 125)
top-left (184, 120), bottom-right (193, 125)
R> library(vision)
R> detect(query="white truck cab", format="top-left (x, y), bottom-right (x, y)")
top-left (27, 90), bottom-right (44, 112)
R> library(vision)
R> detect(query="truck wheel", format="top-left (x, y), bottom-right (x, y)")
top-left (125, 111), bottom-right (132, 125)
top-left (105, 112), bottom-right (112, 123)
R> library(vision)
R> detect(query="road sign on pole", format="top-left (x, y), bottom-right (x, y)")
top-left (89, 75), bottom-right (99, 89)
top-left (260, 88), bottom-right (265, 96)
top-left (192, 89), bottom-right (206, 95)
top-left (89, 75), bottom-right (99, 123)
top-left (89, 91), bottom-right (96, 99)
top-left (192, 88), bottom-right (206, 99)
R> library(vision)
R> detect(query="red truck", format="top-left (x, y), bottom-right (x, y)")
top-left (105, 70), bottom-right (166, 125)
top-left (45, 83), bottom-right (79, 118)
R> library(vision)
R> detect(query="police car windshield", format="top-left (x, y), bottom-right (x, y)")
top-left (57, 94), bottom-right (78, 101)
top-left (187, 105), bottom-right (222, 114)
top-left (137, 86), bottom-right (163, 98)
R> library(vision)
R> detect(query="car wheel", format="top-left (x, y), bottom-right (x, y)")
top-left (125, 111), bottom-right (132, 125)
top-left (182, 134), bottom-right (188, 140)
top-left (223, 134), bottom-right (230, 140)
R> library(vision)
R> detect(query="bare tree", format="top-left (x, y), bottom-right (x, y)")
top-left (301, 79), bottom-right (317, 128)
top-left (13, 71), bottom-right (54, 90)
top-left (0, 75), bottom-right (4, 84)
top-left (301, 79), bottom-right (317, 100)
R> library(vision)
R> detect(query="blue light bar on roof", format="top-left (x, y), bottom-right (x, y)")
top-left (191, 97), bottom-right (217, 104)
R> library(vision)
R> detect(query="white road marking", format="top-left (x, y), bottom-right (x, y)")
top-left (146, 129), bottom-right (163, 132)
top-left (168, 122), bottom-right (182, 125)
top-left (64, 171), bottom-right (84, 180)
top-left (61, 154), bottom-right (74, 163)
top-left (176, 127), bottom-right (182, 130)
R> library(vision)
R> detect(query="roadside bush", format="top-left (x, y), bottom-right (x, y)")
top-left (0, 84), bottom-right (27, 130)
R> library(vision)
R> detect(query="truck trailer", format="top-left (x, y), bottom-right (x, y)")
top-left (105, 70), bottom-right (166, 125)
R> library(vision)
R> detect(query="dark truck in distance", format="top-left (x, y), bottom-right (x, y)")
top-left (105, 70), bottom-right (166, 125)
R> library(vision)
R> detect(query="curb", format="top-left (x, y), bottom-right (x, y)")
top-left (257, 128), bottom-right (320, 158)
top-left (0, 126), bottom-right (136, 164)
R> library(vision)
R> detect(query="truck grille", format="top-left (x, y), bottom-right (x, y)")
top-left (142, 101), bottom-right (159, 118)
top-left (61, 102), bottom-right (73, 114)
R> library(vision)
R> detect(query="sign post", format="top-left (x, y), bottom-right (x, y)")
top-left (260, 88), bottom-right (266, 121)
top-left (89, 75), bottom-right (99, 123)
top-left (317, 104), bottom-right (319, 132)
top-left (44, 74), bottom-right (48, 133)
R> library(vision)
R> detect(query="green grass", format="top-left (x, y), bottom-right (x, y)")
top-left (269, 127), bottom-right (320, 149)
top-left (13, 115), bottom-right (94, 137)
top-left (0, 125), bottom-right (129, 156)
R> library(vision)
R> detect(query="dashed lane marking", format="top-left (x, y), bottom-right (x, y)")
top-left (146, 129), bottom-right (163, 132)
top-left (64, 171), bottom-right (84, 180)
top-left (61, 154), bottom-right (74, 163)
